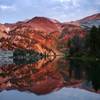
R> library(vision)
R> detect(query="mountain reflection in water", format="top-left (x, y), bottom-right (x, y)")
top-left (0, 53), bottom-right (100, 95)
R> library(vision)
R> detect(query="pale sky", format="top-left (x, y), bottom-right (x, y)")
top-left (0, 0), bottom-right (100, 23)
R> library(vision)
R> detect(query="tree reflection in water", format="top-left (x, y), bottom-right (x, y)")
top-left (68, 59), bottom-right (100, 92)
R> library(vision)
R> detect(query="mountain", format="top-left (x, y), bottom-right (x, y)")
top-left (0, 13), bottom-right (100, 54)
top-left (78, 13), bottom-right (100, 28)
top-left (26, 17), bottom-right (61, 33)
top-left (78, 13), bottom-right (100, 23)
top-left (5, 17), bottom-right (61, 33)
top-left (0, 24), bottom-right (7, 38)
top-left (0, 17), bottom-right (62, 55)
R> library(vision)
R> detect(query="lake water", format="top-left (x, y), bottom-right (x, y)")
top-left (0, 52), bottom-right (100, 100)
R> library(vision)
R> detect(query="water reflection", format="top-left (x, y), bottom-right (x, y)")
top-left (68, 59), bottom-right (100, 92)
top-left (0, 54), bottom-right (100, 95)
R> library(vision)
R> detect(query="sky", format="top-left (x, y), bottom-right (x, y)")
top-left (0, 0), bottom-right (100, 23)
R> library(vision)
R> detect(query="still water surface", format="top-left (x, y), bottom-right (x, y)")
top-left (0, 52), bottom-right (100, 100)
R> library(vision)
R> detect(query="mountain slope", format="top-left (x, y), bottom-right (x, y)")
top-left (0, 13), bottom-right (100, 54)
top-left (78, 13), bottom-right (100, 28)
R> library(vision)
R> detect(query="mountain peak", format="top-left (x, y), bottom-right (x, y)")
top-left (27, 16), bottom-right (51, 23)
top-left (78, 13), bottom-right (100, 23)
top-left (27, 16), bottom-right (60, 24)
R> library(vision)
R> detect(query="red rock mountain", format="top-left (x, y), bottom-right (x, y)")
top-left (26, 17), bottom-right (61, 32)
top-left (1, 17), bottom-right (62, 55)
top-left (0, 13), bottom-right (100, 54)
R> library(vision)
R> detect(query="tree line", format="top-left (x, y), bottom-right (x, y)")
top-left (67, 25), bottom-right (100, 59)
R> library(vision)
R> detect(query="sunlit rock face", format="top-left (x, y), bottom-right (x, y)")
top-left (0, 13), bottom-right (100, 54)
top-left (0, 24), bottom-right (9, 38)
top-left (0, 17), bottom-right (62, 55)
